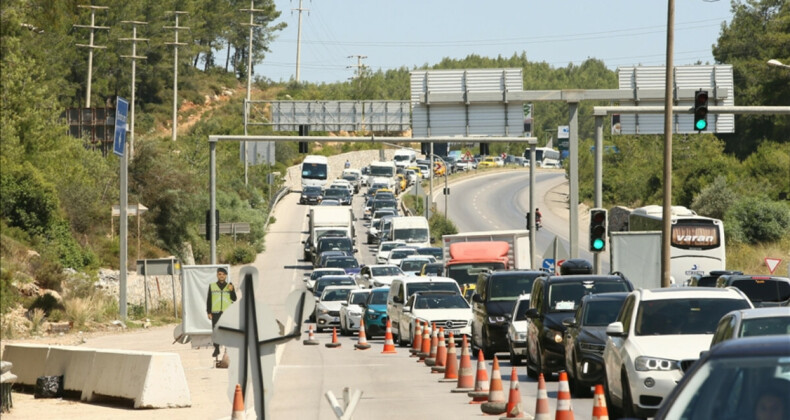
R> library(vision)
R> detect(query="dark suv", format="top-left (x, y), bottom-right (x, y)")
top-left (525, 274), bottom-right (633, 379)
top-left (715, 274), bottom-right (790, 307)
top-left (471, 270), bottom-right (544, 359)
top-left (312, 236), bottom-right (355, 268)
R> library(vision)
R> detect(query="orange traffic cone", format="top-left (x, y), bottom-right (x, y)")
top-left (501, 366), bottom-right (526, 418)
top-left (325, 327), bottom-right (341, 348)
top-left (440, 332), bottom-right (458, 383)
top-left (303, 325), bottom-right (319, 345)
top-left (534, 373), bottom-right (551, 420)
top-left (381, 319), bottom-right (397, 354)
top-left (418, 322), bottom-right (432, 361)
top-left (452, 335), bottom-right (475, 393)
top-left (555, 371), bottom-right (574, 420)
top-left (591, 384), bottom-right (609, 420)
top-left (424, 326), bottom-right (439, 366)
top-left (430, 328), bottom-right (447, 372)
top-left (231, 384), bottom-right (245, 420)
top-left (354, 319), bottom-right (371, 350)
top-left (409, 321), bottom-right (423, 357)
top-left (481, 356), bottom-right (507, 415)
top-left (467, 349), bottom-right (489, 404)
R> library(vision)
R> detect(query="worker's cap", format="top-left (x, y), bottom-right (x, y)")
top-left (217, 267), bottom-right (228, 274)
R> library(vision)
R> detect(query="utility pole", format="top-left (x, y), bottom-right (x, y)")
top-left (164, 11), bottom-right (189, 142)
top-left (119, 21), bottom-right (148, 159)
top-left (240, 1), bottom-right (264, 186)
top-left (661, 0), bottom-right (675, 288)
top-left (74, 5), bottom-right (109, 108)
top-left (347, 55), bottom-right (367, 79)
top-left (292, 0), bottom-right (309, 83)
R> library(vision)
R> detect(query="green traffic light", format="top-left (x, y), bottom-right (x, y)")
top-left (592, 238), bottom-right (605, 250)
top-left (695, 119), bottom-right (707, 130)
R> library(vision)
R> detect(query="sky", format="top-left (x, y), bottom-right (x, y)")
top-left (255, 0), bottom-right (735, 85)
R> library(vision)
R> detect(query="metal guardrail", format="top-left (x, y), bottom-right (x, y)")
top-left (263, 186), bottom-right (291, 233)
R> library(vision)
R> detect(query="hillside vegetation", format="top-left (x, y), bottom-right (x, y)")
top-left (1, 0), bottom-right (788, 334)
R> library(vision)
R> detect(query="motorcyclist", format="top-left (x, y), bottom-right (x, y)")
top-left (527, 208), bottom-right (543, 230)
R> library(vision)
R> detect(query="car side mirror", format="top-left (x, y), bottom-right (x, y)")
top-left (341, 302), bottom-right (348, 306)
top-left (562, 317), bottom-right (576, 327)
top-left (606, 322), bottom-right (625, 337)
top-left (393, 296), bottom-right (403, 304)
top-left (354, 248), bottom-right (358, 253)
top-left (472, 293), bottom-right (483, 303)
top-left (525, 308), bottom-right (540, 319)
top-left (404, 306), bottom-right (411, 312)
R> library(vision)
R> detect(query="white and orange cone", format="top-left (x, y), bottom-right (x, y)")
top-left (501, 366), bottom-right (526, 419)
top-left (354, 319), bottom-right (371, 350)
top-left (481, 356), bottom-right (507, 415)
top-left (467, 349), bottom-right (489, 403)
top-left (533, 373), bottom-right (551, 420)
top-left (381, 319), bottom-right (397, 354)
top-left (409, 322), bottom-right (423, 356)
top-left (439, 332), bottom-right (458, 382)
top-left (555, 371), bottom-right (574, 420)
top-left (303, 325), bottom-right (319, 345)
top-left (424, 326), bottom-right (440, 366)
top-left (430, 328), bottom-right (447, 372)
top-left (452, 335), bottom-right (475, 393)
top-left (231, 384), bottom-right (245, 420)
top-left (325, 327), bottom-right (341, 348)
top-left (418, 322), bottom-right (432, 361)
top-left (591, 384), bottom-right (609, 420)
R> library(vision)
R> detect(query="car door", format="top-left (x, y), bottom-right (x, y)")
top-left (526, 280), bottom-right (544, 367)
top-left (401, 295), bottom-right (417, 341)
top-left (388, 281), bottom-right (405, 336)
top-left (604, 294), bottom-right (635, 403)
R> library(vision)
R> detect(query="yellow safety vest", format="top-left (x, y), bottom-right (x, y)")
top-left (210, 282), bottom-right (233, 312)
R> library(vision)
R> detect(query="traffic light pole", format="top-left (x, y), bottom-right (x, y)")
top-left (593, 117), bottom-right (603, 274)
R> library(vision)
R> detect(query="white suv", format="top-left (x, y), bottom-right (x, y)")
top-left (602, 287), bottom-right (752, 419)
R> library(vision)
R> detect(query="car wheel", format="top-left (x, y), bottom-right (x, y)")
top-left (526, 340), bottom-right (538, 379)
top-left (509, 347), bottom-right (522, 366)
top-left (603, 372), bottom-right (623, 420)
top-left (397, 327), bottom-right (408, 347)
top-left (316, 325), bottom-right (324, 333)
top-left (569, 354), bottom-right (592, 397)
top-left (340, 319), bottom-right (349, 336)
top-left (622, 372), bottom-right (643, 419)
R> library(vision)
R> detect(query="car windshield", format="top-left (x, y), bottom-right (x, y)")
top-left (489, 274), bottom-right (539, 301)
top-left (417, 248), bottom-right (443, 260)
top-left (406, 282), bottom-right (458, 297)
top-left (513, 300), bottom-right (531, 321)
top-left (371, 266), bottom-right (402, 276)
top-left (447, 263), bottom-right (506, 286)
top-left (393, 228), bottom-right (430, 242)
top-left (318, 238), bottom-right (353, 253)
top-left (369, 291), bottom-right (388, 305)
top-left (322, 289), bottom-right (351, 302)
top-left (323, 189), bottom-right (346, 199)
top-left (350, 291), bottom-right (370, 305)
top-left (730, 279), bottom-right (790, 304)
top-left (548, 281), bottom-right (631, 312)
top-left (424, 265), bottom-right (443, 276)
top-left (310, 270), bottom-right (344, 280)
top-left (303, 186), bottom-right (322, 194)
top-left (401, 259), bottom-right (430, 272)
top-left (739, 317), bottom-right (790, 338)
top-left (390, 249), bottom-right (417, 259)
top-left (582, 299), bottom-right (626, 326)
top-left (325, 257), bottom-right (359, 269)
top-left (414, 294), bottom-right (469, 309)
top-left (662, 355), bottom-right (790, 420)
top-left (635, 298), bottom-right (751, 335)
top-left (315, 278), bottom-right (355, 294)
top-left (373, 200), bottom-right (397, 211)
top-left (380, 243), bottom-right (403, 252)
top-left (342, 175), bottom-right (358, 182)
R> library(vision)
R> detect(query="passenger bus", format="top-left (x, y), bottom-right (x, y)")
top-left (628, 205), bottom-right (726, 283)
top-left (523, 147), bottom-right (561, 168)
top-left (301, 155), bottom-right (329, 189)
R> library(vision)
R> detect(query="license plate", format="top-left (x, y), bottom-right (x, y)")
top-left (450, 329), bottom-right (460, 335)
top-left (333, 317), bottom-right (340, 323)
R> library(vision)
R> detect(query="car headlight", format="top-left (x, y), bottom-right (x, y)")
top-left (318, 309), bottom-right (329, 315)
top-left (545, 329), bottom-right (563, 344)
top-left (515, 332), bottom-right (527, 341)
top-left (349, 311), bottom-right (361, 317)
top-left (488, 316), bottom-right (507, 324)
top-left (635, 356), bottom-right (679, 371)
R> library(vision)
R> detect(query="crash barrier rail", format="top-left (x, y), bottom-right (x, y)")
top-left (1, 344), bottom-right (190, 408)
top-left (263, 186), bottom-right (291, 233)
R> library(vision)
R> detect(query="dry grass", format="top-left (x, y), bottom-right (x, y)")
top-left (63, 297), bottom-right (95, 329)
top-left (727, 237), bottom-right (790, 275)
top-left (29, 308), bottom-right (45, 334)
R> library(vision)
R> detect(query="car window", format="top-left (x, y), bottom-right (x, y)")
top-left (739, 316), bottom-right (790, 337)
top-left (514, 300), bottom-right (530, 321)
top-left (711, 315), bottom-right (736, 344)
top-left (635, 298), bottom-right (751, 336)
top-left (488, 274), bottom-right (538, 301)
top-left (371, 266), bottom-right (402, 276)
top-left (582, 299), bottom-right (625, 326)
top-left (618, 294), bottom-right (636, 330)
top-left (415, 294), bottom-right (468, 309)
top-left (323, 289), bottom-right (351, 302)
top-left (730, 278), bottom-right (790, 304)
top-left (325, 258), bottom-right (359, 269)
top-left (401, 260), bottom-right (428, 271)
top-left (547, 281), bottom-right (630, 312)
top-left (350, 292), bottom-right (370, 305)
top-left (390, 249), bottom-right (417, 259)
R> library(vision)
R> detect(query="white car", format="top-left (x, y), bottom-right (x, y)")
top-left (602, 287), bottom-right (753, 419)
top-left (398, 256), bottom-right (436, 276)
top-left (376, 240), bottom-right (406, 264)
top-left (355, 264), bottom-right (405, 288)
top-left (386, 246), bottom-right (418, 267)
top-left (405, 169), bottom-right (418, 185)
top-left (339, 289), bottom-right (371, 336)
top-left (507, 294), bottom-right (531, 365)
top-left (315, 285), bottom-right (359, 332)
top-left (329, 179), bottom-right (354, 195)
top-left (400, 291), bottom-right (473, 345)
top-left (303, 268), bottom-right (346, 292)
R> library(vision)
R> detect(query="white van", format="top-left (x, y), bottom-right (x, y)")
top-left (388, 216), bottom-right (431, 249)
top-left (393, 149), bottom-right (417, 168)
top-left (301, 155), bottom-right (329, 189)
top-left (386, 276), bottom-right (461, 345)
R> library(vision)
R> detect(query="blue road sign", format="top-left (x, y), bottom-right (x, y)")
top-left (542, 258), bottom-right (555, 271)
top-left (113, 97), bottom-right (129, 157)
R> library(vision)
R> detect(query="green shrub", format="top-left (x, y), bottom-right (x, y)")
top-left (691, 175), bottom-right (736, 221)
top-left (0, 267), bottom-right (18, 315)
top-left (402, 195), bottom-right (424, 216)
top-left (225, 244), bottom-right (256, 264)
top-left (29, 255), bottom-right (66, 292)
top-left (28, 293), bottom-right (62, 316)
top-left (429, 213), bottom-right (458, 245)
top-left (725, 197), bottom-right (790, 244)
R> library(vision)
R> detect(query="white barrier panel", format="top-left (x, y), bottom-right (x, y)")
top-left (80, 350), bottom-right (191, 408)
top-left (43, 346), bottom-right (96, 393)
top-left (1, 344), bottom-right (50, 386)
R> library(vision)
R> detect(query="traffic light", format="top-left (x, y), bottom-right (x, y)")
top-left (589, 208), bottom-right (607, 252)
top-left (421, 142), bottom-right (430, 156)
top-left (693, 90), bottom-right (708, 131)
top-left (205, 209), bottom-right (219, 241)
top-left (298, 124), bottom-right (309, 153)
top-left (480, 142), bottom-right (490, 156)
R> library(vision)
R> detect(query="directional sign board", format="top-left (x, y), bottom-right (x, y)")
top-left (113, 97), bottom-right (129, 157)
top-left (542, 258), bottom-right (555, 272)
top-left (765, 258), bottom-right (782, 275)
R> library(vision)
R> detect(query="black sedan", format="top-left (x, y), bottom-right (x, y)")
top-left (299, 186), bottom-right (323, 205)
top-left (562, 292), bottom-right (628, 397)
top-left (322, 187), bottom-right (352, 205)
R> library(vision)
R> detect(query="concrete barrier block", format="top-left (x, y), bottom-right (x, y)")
top-left (81, 350), bottom-right (190, 408)
top-left (0, 344), bottom-right (50, 386)
top-left (43, 346), bottom-right (95, 393)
